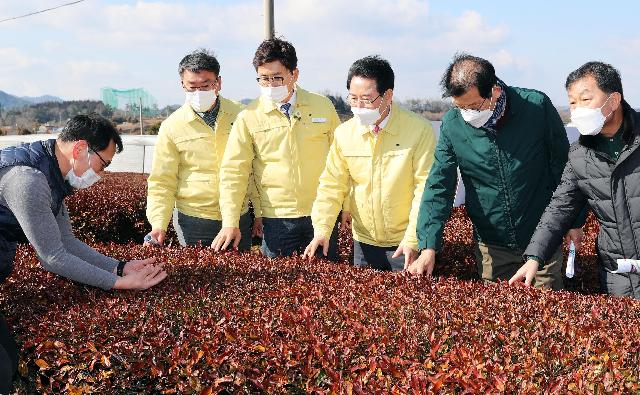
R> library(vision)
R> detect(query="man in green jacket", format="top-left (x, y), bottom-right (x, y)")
top-left (408, 53), bottom-right (583, 289)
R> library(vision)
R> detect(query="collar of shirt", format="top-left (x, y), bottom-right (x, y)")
top-left (277, 90), bottom-right (297, 115)
top-left (195, 97), bottom-right (221, 129)
top-left (482, 78), bottom-right (508, 133)
top-left (596, 120), bottom-right (626, 161)
top-left (369, 106), bottom-right (392, 134)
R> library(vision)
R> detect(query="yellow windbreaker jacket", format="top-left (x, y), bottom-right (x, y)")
top-left (311, 104), bottom-right (436, 250)
top-left (219, 86), bottom-right (340, 227)
top-left (146, 97), bottom-right (256, 230)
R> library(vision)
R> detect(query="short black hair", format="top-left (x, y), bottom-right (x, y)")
top-left (441, 53), bottom-right (497, 99)
top-left (252, 38), bottom-right (297, 72)
top-left (346, 55), bottom-right (395, 94)
top-left (59, 113), bottom-right (123, 153)
top-left (565, 61), bottom-right (623, 99)
top-left (178, 49), bottom-right (220, 76)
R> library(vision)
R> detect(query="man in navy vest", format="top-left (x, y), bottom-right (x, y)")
top-left (0, 113), bottom-right (167, 393)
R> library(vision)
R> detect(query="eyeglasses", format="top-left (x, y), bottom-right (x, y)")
top-left (90, 149), bottom-right (110, 170)
top-left (183, 82), bottom-right (218, 93)
top-left (256, 75), bottom-right (286, 87)
top-left (453, 97), bottom-right (487, 112)
top-left (346, 94), bottom-right (382, 106)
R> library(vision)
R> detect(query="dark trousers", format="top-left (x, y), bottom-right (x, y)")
top-left (0, 239), bottom-right (16, 283)
top-left (261, 216), bottom-right (339, 261)
top-left (0, 237), bottom-right (18, 393)
top-left (0, 314), bottom-right (17, 394)
top-left (173, 210), bottom-right (253, 251)
top-left (473, 242), bottom-right (564, 290)
top-left (600, 267), bottom-right (640, 299)
top-left (353, 240), bottom-right (404, 271)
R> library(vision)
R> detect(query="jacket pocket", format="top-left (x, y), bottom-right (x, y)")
top-left (343, 150), bottom-right (371, 186)
top-left (173, 133), bottom-right (211, 144)
top-left (176, 171), bottom-right (217, 206)
top-left (252, 125), bottom-right (288, 160)
top-left (300, 122), bottom-right (331, 142)
top-left (381, 148), bottom-right (412, 192)
top-left (173, 134), bottom-right (217, 170)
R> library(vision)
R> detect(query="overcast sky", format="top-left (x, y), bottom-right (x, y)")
top-left (1, 0), bottom-right (639, 107)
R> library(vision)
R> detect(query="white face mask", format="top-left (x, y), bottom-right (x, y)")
top-left (570, 95), bottom-right (614, 136)
top-left (459, 108), bottom-right (493, 128)
top-left (260, 85), bottom-right (290, 103)
top-left (65, 150), bottom-right (101, 189)
top-left (186, 90), bottom-right (217, 112)
top-left (351, 107), bottom-right (381, 126)
top-left (458, 93), bottom-right (495, 128)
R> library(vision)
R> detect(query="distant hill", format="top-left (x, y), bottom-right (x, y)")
top-left (0, 91), bottom-right (29, 109)
top-left (21, 94), bottom-right (63, 105)
top-left (0, 90), bottom-right (63, 110)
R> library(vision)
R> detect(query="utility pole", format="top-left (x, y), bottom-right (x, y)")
top-left (139, 96), bottom-right (143, 135)
top-left (264, 0), bottom-right (274, 39)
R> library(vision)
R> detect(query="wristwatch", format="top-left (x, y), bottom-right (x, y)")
top-left (116, 260), bottom-right (127, 277)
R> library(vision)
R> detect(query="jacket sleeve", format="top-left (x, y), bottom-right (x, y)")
top-left (247, 172), bottom-right (262, 218)
top-left (524, 157), bottom-right (588, 264)
top-left (416, 125), bottom-right (459, 251)
top-left (401, 122), bottom-right (437, 250)
top-left (324, 105), bottom-right (350, 214)
top-left (219, 113), bottom-right (255, 228)
top-left (543, 96), bottom-right (569, 186)
top-left (4, 169), bottom-right (117, 290)
top-left (311, 138), bottom-right (350, 239)
top-left (57, 204), bottom-right (118, 273)
top-left (543, 97), bottom-right (587, 228)
top-left (146, 123), bottom-right (179, 231)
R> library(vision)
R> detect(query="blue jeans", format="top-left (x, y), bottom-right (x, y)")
top-left (261, 216), bottom-right (339, 261)
top-left (353, 240), bottom-right (404, 271)
top-left (173, 209), bottom-right (253, 251)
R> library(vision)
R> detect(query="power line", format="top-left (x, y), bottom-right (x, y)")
top-left (0, 0), bottom-right (87, 24)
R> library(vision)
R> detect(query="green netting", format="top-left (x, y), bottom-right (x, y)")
top-left (100, 87), bottom-right (159, 116)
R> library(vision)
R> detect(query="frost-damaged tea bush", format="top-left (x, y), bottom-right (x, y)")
top-left (3, 245), bottom-right (640, 394)
top-left (2, 173), bottom-right (638, 394)
top-left (65, 172), bottom-right (151, 244)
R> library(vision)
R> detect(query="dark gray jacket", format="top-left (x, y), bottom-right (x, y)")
top-left (525, 102), bottom-right (640, 272)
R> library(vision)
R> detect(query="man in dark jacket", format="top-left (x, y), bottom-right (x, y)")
top-left (408, 53), bottom-right (583, 288)
top-left (511, 61), bottom-right (640, 299)
top-left (0, 114), bottom-right (167, 393)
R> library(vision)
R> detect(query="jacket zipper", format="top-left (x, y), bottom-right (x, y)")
top-left (490, 133), bottom-right (517, 248)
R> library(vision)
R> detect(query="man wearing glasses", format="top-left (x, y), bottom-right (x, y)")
top-left (0, 114), bottom-right (167, 394)
top-left (408, 53), bottom-right (583, 289)
top-left (146, 49), bottom-right (258, 249)
top-left (213, 38), bottom-right (342, 259)
top-left (303, 56), bottom-right (436, 270)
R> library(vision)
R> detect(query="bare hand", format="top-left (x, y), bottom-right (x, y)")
top-left (252, 217), bottom-right (263, 238)
top-left (144, 229), bottom-right (166, 247)
top-left (392, 244), bottom-right (417, 270)
top-left (564, 228), bottom-right (584, 251)
top-left (407, 249), bottom-right (436, 277)
top-left (302, 235), bottom-right (329, 260)
top-left (123, 257), bottom-right (157, 275)
top-left (508, 259), bottom-right (539, 286)
top-left (211, 227), bottom-right (241, 252)
top-left (340, 211), bottom-right (352, 231)
top-left (114, 263), bottom-right (167, 290)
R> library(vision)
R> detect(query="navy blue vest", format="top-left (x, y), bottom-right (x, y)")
top-left (0, 139), bottom-right (73, 242)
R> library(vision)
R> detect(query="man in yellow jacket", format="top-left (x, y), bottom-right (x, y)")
top-left (303, 56), bottom-right (436, 270)
top-left (146, 49), bottom-right (258, 249)
top-left (212, 38), bottom-right (341, 259)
